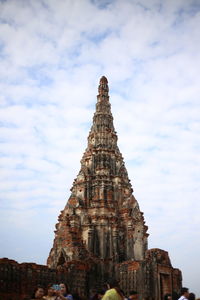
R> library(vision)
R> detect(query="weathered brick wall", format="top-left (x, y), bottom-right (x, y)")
top-left (172, 268), bottom-right (182, 294)
top-left (114, 250), bottom-right (182, 300)
top-left (0, 253), bottom-right (182, 300)
top-left (0, 258), bottom-right (88, 300)
top-left (146, 249), bottom-right (182, 300)
top-left (116, 261), bottom-right (141, 295)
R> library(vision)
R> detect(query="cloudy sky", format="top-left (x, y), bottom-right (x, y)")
top-left (0, 0), bottom-right (200, 296)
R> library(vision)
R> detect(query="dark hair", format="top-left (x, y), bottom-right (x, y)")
top-left (60, 282), bottom-right (70, 294)
top-left (129, 291), bottom-right (138, 296)
top-left (181, 288), bottom-right (189, 295)
top-left (97, 290), bottom-right (105, 296)
top-left (120, 290), bottom-right (126, 297)
top-left (164, 294), bottom-right (171, 300)
top-left (189, 293), bottom-right (196, 300)
top-left (172, 291), bottom-right (179, 300)
top-left (31, 285), bottom-right (44, 299)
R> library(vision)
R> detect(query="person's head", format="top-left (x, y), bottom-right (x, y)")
top-left (129, 290), bottom-right (138, 300)
top-left (172, 291), bottom-right (179, 300)
top-left (46, 284), bottom-right (55, 297)
top-left (32, 286), bottom-right (44, 299)
top-left (97, 290), bottom-right (105, 299)
top-left (60, 283), bottom-right (69, 295)
top-left (164, 294), bottom-right (172, 300)
top-left (181, 288), bottom-right (189, 299)
top-left (189, 293), bottom-right (195, 300)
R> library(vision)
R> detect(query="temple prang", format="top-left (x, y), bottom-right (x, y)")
top-left (47, 76), bottom-right (147, 268)
top-left (46, 76), bottom-right (181, 298)
top-left (0, 77), bottom-right (182, 300)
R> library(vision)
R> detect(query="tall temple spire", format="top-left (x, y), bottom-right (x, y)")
top-left (0, 77), bottom-right (182, 300)
top-left (87, 76), bottom-right (117, 155)
top-left (47, 76), bottom-right (148, 283)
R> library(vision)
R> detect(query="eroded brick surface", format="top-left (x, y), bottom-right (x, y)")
top-left (0, 258), bottom-right (88, 299)
top-left (0, 77), bottom-right (182, 300)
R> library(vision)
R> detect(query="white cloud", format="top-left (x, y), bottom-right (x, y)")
top-left (0, 0), bottom-right (200, 296)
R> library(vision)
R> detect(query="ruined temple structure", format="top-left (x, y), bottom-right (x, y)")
top-left (47, 75), bottom-right (148, 271)
top-left (0, 77), bottom-right (182, 300)
top-left (47, 76), bottom-right (182, 299)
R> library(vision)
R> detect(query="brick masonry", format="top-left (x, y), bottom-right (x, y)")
top-left (0, 77), bottom-right (182, 300)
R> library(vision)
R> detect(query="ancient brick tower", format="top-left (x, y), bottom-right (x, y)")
top-left (48, 76), bottom-right (148, 269)
top-left (47, 76), bottom-right (182, 299)
top-left (0, 77), bottom-right (182, 300)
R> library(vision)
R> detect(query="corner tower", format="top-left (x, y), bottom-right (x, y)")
top-left (47, 76), bottom-right (148, 280)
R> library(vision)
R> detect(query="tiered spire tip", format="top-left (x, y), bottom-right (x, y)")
top-left (99, 76), bottom-right (108, 84)
top-left (98, 76), bottom-right (109, 99)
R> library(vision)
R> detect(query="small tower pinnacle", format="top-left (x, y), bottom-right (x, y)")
top-left (98, 75), bottom-right (109, 98)
top-left (100, 76), bottom-right (108, 84)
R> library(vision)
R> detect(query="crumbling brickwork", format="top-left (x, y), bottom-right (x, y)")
top-left (145, 249), bottom-right (182, 299)
top-left (47, 77), bottom-right (148, 280)
top-left (47, 77), bottom-right (182, 299)
top-left (0, 77), bottom-right (182, 300)
top-left (0, 258), bottom-right (88, 300)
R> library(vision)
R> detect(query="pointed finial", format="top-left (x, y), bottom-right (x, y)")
top-left (99, 76), bottom-right (108, 84)
top-left (98, 76), bottom-right (109, 97)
